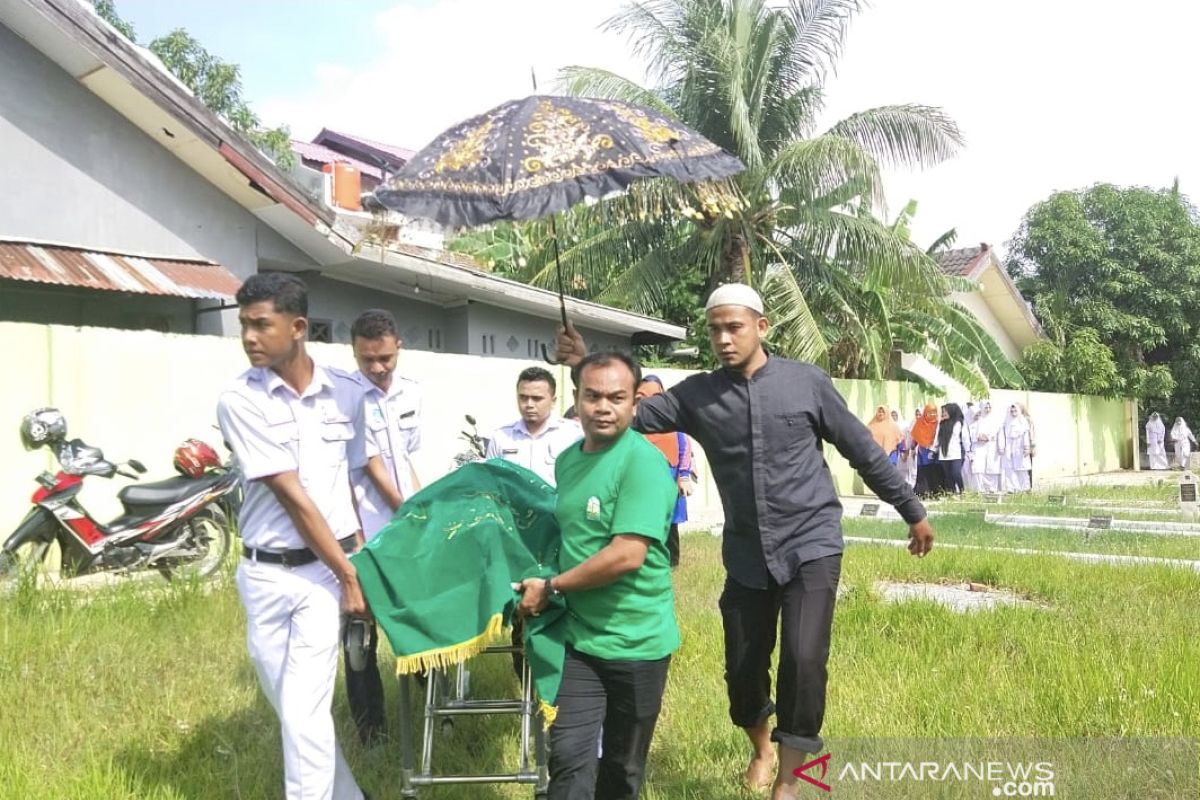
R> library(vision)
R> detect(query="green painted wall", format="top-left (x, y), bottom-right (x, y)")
top-left (0, 323), bottom-right (1134, 539)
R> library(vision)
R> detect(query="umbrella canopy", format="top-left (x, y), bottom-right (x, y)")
top-left (373, 95), bottom-right (744, 228)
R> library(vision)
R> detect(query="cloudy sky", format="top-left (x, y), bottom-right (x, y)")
top-left (115, 0), bottom-right (1200, 252)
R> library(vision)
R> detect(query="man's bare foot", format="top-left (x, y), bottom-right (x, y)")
top-left (744, 752), bottom-right (777, 792)
top-left (770, 744), bottom-right (807, 800)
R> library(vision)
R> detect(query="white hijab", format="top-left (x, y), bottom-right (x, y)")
top-left (1004, 403), bottom-right (1030, 438)
top-left (976, 400), bottom-right (1003, 439)
top-left (1171, 417), bottom-right (1193, 440)
top-left (1147, 412), bottom-right (1165, 438)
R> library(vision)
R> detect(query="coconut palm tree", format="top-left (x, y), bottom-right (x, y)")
top-left (457, 0), bottom-right (1020, 391)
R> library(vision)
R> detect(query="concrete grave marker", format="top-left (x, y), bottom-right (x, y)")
top-left (860, 503), bottom-right (880, 517)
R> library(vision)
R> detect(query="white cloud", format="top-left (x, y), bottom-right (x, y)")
top-left (261, 0), bottom-right (1200, 253)
top-left (259, 0), bottom-right (641, 149)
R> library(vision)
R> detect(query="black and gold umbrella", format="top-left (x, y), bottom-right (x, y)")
top-left (372, 95), bottom-right (744, 358)
top-left (374, 95), bottom-right (743, 227)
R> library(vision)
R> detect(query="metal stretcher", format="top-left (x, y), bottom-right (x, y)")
top-left (396, 641), bottom-right (550, 798)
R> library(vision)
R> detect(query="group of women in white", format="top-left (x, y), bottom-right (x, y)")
top-left (867, 400), bottom-right (1036, 496)
top-left (1145, 412), bottom-right (1197, 470)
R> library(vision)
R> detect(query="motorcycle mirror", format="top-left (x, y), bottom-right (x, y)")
top-left (465, 414), bottom-right (477, 427)
top-left (128, 459), bottom-right (147, 474)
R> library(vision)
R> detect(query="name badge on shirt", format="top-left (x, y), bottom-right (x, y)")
top-left (503, 448), bottom-right (519, 455)
top-left (399, 410), bottom-right (416, 419)
top-left (586, 496), bottom-right (601, 520)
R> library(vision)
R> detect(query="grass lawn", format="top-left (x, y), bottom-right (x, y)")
top-left (2, 534), bottom-right (1197, 798)
top-left (846, 513), bottom-right (1200, 561)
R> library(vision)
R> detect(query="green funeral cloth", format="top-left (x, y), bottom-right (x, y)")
top-left (350, 458), bottom-right (566, 720)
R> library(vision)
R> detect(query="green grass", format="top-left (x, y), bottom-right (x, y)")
top-left (2, 536), bottom-right (1198, 799)
top-left (846, 513), bottom-right (1200, 561)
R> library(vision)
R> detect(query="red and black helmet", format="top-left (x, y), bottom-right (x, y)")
top-left (173, 439), bottom-right (221, 479)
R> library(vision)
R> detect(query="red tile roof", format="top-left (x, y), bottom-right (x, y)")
top-left (937, 245), bottom-right (990, 277)
top-left (0, 240), bottom-right (241, 299)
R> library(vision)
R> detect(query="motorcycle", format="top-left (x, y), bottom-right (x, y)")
top-left (451, 414), bottom-right (490, 469)
top-left (1, 413), bottom-right (240, 585)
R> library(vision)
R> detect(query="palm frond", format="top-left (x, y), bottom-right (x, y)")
top-left (555, 67), bottom-right (678, 117)
top-left (824, 104), bottom-right (964, 170)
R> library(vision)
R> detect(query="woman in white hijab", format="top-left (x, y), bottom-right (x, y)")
top-left (1170, 416), bottom-right (1197, 468)
top-left (1000, 403), bottom-right (1033, 491)
top-left (1146, 413), bottom-right (1169, 470)
top-left (972, 400), bottom-right (1003, 492)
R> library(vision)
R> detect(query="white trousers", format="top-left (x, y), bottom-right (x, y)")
top-left (1175, 442), bottom-right (1192, 468)
top-left (237, 559), bottom-right (363, 800)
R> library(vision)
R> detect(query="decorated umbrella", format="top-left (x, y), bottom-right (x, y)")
top-left (372, 95), bottom-right (745, 358)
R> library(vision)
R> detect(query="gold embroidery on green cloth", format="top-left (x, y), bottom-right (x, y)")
top-left (433, 118), bottom-right (494, 175)
top-left (388, 142), bottom-right (723, 198)
top-left (521, 100), bottom-right (615, 174)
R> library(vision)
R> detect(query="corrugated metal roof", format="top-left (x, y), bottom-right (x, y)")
top-left (291, 139), bottom-right (383, 180)
top-left (0, 241), bottom-right (242, 300)
top-left (314, 128), bottom-right (415, 165)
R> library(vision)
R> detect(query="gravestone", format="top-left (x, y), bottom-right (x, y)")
top-left (1087, 514), bottom-right (1113, 530)
top-left (981, 492), bottom-right (1003, 504)
top-left (1047, 495), bottom-right (1066, 506)
top-left (1179, 472), bottom-right (1198, 520)
top-left (860, 503), bottom-right (880, 517)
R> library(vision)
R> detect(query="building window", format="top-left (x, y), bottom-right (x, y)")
top-left (308, 318), bottom-right (333, 343)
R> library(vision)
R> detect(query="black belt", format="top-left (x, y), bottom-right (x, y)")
top-left (243, 534), bottom-right (358, 567)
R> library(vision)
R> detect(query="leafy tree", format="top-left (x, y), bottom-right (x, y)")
top-left (93, 2), bottom-right (293, 167)
top-left (1009, 182), bottom-right (1200, 418)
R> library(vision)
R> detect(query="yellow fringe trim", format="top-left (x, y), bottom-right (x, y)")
top-left (538, 698), bottom-right (558, 730)
top-left (393, 613), bottom-right (506, 675)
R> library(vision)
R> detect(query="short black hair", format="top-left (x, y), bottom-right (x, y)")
top-left (351, 309), bottom-right (399, 341)
top-left (517, 366), bottom-right (556, 395)
top-left (236, 272), bottom-right (307, 316)
top-left (572, 350), bottom-right (642, 391)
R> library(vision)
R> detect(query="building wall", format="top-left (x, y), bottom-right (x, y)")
top-left (952, 289), bottom-right (1022, 361)
top-left (0, 25), bottom-right (261, 278)
top-left (300, 275), bottom-right (454, 350)
top-left (465, 302), bottom-right (630, 360)
top-left (0, 323), bottom-right (1134, 539)
top-left (0, 282), bottom-right (196, 333)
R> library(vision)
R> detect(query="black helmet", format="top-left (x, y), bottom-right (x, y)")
top-left (20, 408), bottom-right (67, 451)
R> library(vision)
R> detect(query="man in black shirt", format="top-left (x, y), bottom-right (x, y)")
top-left (555, 283), bottom-right (934, 800)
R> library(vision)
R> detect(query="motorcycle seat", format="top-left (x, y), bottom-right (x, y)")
top-left (118, 472), bottom-right (227, 507)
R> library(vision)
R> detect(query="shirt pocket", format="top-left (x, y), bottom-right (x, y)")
top-left (394, 406), bottom-right (420, 452)
top-left (772, 411), bottom-right (819, 459)
top-left (319, 414), bottom-right (355, 466)
top-left (366, 412), bottom-right (391, 457)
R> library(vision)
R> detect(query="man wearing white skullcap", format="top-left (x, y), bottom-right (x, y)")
top-left (555, 284), bottom-right (934, 800)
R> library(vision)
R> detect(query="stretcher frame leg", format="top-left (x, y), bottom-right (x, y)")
top-left (394, 643), bottom-right (551, 797)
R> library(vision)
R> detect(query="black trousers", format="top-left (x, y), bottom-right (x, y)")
top-left (939, 458), bottom-right (964, 494)
top-left (548, 646), bottom-right (671, 800)
top-left (719, 554), bottom-right (841, 754)
top-left (342, 619), bottom-right (386, 745)
top-left (666, 523), bottom-right (680, 568)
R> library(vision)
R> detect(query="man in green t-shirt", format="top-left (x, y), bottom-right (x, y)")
top-left (517, 350), bottom-right (679, 800)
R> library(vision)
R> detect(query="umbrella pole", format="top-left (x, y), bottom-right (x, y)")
top-left (541, 214), bottom-right (569, 365)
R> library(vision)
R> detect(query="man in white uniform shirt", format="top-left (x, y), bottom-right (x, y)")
top-left (346, 309), bottom-right (423, 745)
top-left (216, 273), bottom-right (369, 800)
top-left (485, 366), bottom-right (582, 487)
